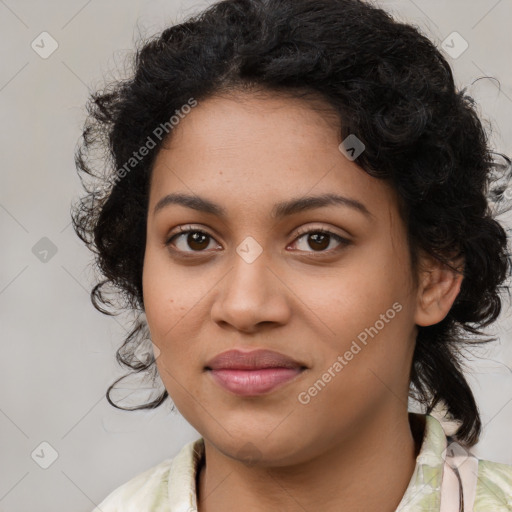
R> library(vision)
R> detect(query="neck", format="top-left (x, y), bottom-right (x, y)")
top-left (197, 409), bottom-right (424, 512)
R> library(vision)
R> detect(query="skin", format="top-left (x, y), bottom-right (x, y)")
top-left (142, 90), bottom-right (463, 512)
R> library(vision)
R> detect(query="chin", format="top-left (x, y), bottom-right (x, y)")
top-left (203, 427), bottom-right (313, 467)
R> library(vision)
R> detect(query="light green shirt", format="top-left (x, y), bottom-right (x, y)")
top-left (92, 414), bottom-right (512, 511)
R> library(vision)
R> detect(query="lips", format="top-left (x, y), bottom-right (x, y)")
top-left (205, 348), bottom-right (305, 371)
top-left (205, 349), bottom-right (307, 396)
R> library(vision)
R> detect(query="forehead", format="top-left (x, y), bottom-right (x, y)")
top-left (149, 92), bottom-right (399, 224)
top-left (159, 91), bottom-right (342, 159)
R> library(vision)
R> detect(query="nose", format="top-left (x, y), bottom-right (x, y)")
top-left (210, 247), bottom-right (292, 334)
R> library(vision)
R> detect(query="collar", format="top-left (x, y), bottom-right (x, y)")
top-left (395, 413), bottom-right (449, 511)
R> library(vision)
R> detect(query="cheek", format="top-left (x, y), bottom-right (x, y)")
top-left (294, 251), bottom-right (405, 334)
top-left (291, 243), bottom-right (413, 380)
top-left (142, 249), bottom-right (187, 363)
top-left (142, 247), bottom-right (196, 331)
top-left (141, 251), bottom-right (210, 431)
top-left (142, 247), bottom-right (210, 381)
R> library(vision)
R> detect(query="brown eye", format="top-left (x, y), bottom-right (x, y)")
top-left (306, 232), bottom-right (330, 251)
top-left (291, 228), bottom-right (351, 253)
top-left (165, 228), bottom-right (218, 253)
top-left (165, 226), bottom-right (351, 256)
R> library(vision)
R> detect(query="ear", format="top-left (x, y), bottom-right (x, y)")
top-left (414, 251), bottom-right (464, 327)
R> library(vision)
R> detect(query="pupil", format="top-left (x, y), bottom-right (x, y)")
top-left (309, 233), bottom-right (329, 251)
top-left (189, 232), bottom-right (209, 250)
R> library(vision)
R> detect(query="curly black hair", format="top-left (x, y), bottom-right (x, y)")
top-left (72, 0), bottom-right (512, 446)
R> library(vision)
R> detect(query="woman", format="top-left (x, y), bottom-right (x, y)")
top-left (73, 0), bottom-right (512, 510)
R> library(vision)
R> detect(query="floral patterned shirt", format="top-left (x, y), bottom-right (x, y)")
top-left (92, 414), bottom-right (512, 511)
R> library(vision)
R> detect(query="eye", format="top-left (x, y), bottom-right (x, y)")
top-left (289, 227), bottom-right (351, 254)
top-left (165, 225), bottom-right (351, 256)
top-left (165, 226), bottom-right (220, 254)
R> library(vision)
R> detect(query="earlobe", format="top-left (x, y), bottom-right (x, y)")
top-left (414, 254), bottom-right (464, 327)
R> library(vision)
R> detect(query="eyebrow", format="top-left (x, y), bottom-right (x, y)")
top-left (153, 192), bottom-right (373, 220)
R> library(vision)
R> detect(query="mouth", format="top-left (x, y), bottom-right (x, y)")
top-left (205, 348), bottom-right (307, 396)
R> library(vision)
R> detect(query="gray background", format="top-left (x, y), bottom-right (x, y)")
top-left (1, 1), bottom-right (511, 511)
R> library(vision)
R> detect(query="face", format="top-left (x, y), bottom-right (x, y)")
top-left (142, 91), bottom-right (422, 466)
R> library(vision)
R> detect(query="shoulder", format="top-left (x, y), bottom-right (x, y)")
top-left (91, 457), bottom-right (173, 512)
top-left (475, 458), bottom-right (512, 511)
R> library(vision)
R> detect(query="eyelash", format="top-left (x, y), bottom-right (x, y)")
top-left (164, 225), bottom-right (351, 257)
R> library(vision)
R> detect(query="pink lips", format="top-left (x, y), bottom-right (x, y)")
top-left (205, 349), bottom-right (306, 396)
